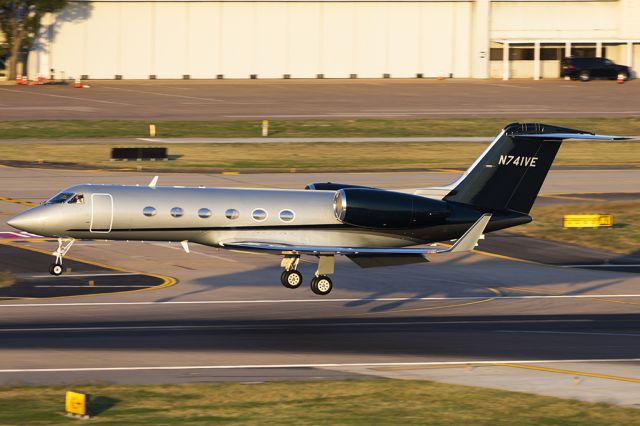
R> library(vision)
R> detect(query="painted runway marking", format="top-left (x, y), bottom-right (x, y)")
top-left (495, 363), bottom-right (640, 384)
top-left (0, 319), bottom-right (596, 333)
top-left (1, 359), bottom-right (639, 374)
top-left (0, 231), bottom-right (43, 239)
top-left (2, 294), bottom-right (640, 307)
top-left (499, 330), bottom-right (640, 338)
top-left (560, 264), bottom-right (640, 268)
top-left (33, 285), bottom-right (153, 289)
top-left (29, 273), bottom-right (139, 278)
top-left (0, 87), bottom-right (134, 106)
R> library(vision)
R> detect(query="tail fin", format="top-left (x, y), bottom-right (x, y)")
top-left (442, 123), bottom-right (627, 214)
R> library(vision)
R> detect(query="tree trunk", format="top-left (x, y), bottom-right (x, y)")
top-left (7, 41), bottom-right (21, 81)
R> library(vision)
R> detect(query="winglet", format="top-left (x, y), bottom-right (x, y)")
top-left (447, 214), bottom-right (492, 253)
top-left (149, 176), bottom-right (159, 189)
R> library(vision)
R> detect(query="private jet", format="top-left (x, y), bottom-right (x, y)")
top-left (8, 123), bottom-right (626, 295)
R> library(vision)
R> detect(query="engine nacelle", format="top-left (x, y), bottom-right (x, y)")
top-left (333, 188), bottom-right (449, 228)
top-left (305, 182), bottom-right (374, 191)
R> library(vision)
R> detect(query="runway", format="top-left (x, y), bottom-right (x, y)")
top-left (0, 165), bottom-right (638, 405)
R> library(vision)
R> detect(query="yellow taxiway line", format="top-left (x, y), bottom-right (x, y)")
top-left (494, 363), bottom-right (640, 384)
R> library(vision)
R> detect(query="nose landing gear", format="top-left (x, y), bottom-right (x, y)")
top-left (49, 238), bottom-right (75, 276)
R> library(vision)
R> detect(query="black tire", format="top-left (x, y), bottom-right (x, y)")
top-left (578, 71), bottom-right (590, 82)
top-left (281, 270), bottom-right (303, 289)
top-left (49, 263), bottom-right (63, 276)
top-left (310, 275), bottom-right (333, 295)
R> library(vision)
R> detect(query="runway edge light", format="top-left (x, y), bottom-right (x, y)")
top-left (65, 390), bottom-right (91, 419)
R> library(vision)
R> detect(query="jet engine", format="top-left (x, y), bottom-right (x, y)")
top-left (333, 188), bottom-right (449, 228)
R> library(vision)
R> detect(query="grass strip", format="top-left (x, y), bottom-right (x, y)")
top-left (1, 117), bottom-right (640, 139)
top-left (1, 141), bottom-right (638, 172)
top-left (511, 200), bottom-right (640, 256)
top-left (1, 379), bottom-right (639, 425)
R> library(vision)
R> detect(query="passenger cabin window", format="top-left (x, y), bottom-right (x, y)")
top-left (198, 208), bottom-right (212, 219)
top-left (143, 206), bottom-right (157, 217)
top-left (170, 207), bottom-right (184, 218)
top-left (225, 209), bottom-right (239, 220)
top-left (252, 209), bottom-right (267, 222)
top-left (279, 210), bottom-right (295, 222)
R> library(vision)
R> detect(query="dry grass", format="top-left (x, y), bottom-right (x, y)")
top-left (1, 117), bottom-right (640, 139)
top-left (0, 140), bottom-right (638, 172)
top-left (0, 380), bottom-right (638, 425)
top-left (511, 200), bottom-right (640, 255)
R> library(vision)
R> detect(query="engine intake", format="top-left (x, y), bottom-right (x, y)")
top-left (333, 188), bottom-right (449, 228)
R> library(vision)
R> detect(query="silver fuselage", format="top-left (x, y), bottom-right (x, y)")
top-left (14, 184), bottom-right (421, 248)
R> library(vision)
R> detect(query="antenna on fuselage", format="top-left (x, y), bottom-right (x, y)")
top-left (148, 176), bottom-right (159, 189)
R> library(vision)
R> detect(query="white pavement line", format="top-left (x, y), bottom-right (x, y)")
top-left (2, 294), bottom-right (640, 308)
top-left (560, 264), bottom-right (640, 268)
top-left (103, 86), bottom-right (225, 103)
top-left (29, 273), bottom-right (139, 278)
top-left (498, 330), bottom-right (640, 337)
top-left (0, 87), bottom-right (134, 106)
top-left (0, 319), bottom-right (595, 333)
top-left (2, 359), bottom-right (640, 374)
top-left (34, 285), bottom-right (152, 288)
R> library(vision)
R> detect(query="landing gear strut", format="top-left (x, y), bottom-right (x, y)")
top-left (49, 238), bottom-right (75, 276)
top-left (279, 253), bottom-right (335, 295)
top-left (280, 255), bottom-right (302, 289)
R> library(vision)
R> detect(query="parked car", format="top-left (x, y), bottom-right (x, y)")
top-left (561, 57), bottom-right (630, 81)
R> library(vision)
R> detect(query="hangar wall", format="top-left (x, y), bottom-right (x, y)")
top-left (27, 0), bottom-right (640, 80)
top-left (31, 1), bottom-right (473, 80)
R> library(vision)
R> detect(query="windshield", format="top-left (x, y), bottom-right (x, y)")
top-left (46, 192), bottom-right (85, 204)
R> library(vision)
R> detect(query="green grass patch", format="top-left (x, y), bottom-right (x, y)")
top-left (1, 140), bottom-right (638, 172)
top-left (1, 117), bottom-right (640, 139)
top-left (0, 379), bottom-right (638, 425)
top-left (0, 272), bottom-right (15, 288)
top-left (511, 200), bottom-right (640, 256)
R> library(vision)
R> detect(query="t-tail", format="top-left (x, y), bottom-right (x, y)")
top-left (442, 123), bottom-right (628, 214)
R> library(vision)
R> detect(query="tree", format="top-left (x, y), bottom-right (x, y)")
top-left (0, 0), bottom-right (67, 80)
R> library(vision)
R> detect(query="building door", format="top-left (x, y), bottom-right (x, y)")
top-left (90, 193), bottom-right (113, 233)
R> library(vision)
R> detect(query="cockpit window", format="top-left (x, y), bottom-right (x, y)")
top-left (46, 192), bottom-right (85, 204)
top-left (46, 192), bottom-right (75, 204)
top-left (68, 194), bottom-right (85, 204)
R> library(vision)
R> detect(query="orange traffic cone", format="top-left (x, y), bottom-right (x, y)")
top-left (616, 73), bottom-right (625, 84)
top-left (32, 73), bottom-right (40, 85)
top-left (74, 78), bottom-right (82, 88)
top-left (16, 74), bottom-right (22, 85)
top-left (21, 75), bottom-right (28, 85)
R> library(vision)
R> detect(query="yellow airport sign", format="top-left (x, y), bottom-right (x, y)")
top-left (563, 214), bottom-right (613, 228)
top-left (65, 391), bottom-right (89, 417)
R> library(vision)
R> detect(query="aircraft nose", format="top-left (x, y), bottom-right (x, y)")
top-left (7, 209), bottom-right (45, 234)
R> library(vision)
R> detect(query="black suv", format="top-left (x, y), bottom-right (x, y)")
top-left (561, 57), bottom-right (630, 81)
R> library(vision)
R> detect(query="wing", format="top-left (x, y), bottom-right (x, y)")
top-left (220, 214), bottom-right (491, 256)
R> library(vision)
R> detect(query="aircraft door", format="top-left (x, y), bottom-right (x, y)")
top-left (90, 193), bottom-right (113, 233)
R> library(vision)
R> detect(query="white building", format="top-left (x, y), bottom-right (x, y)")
top-left (28, 0), bottom-right (640, 80)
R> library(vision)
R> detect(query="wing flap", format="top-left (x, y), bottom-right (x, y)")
top-left (220, 214), bottom-right (492, 256)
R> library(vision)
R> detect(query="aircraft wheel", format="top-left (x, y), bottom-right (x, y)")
top-left (310, 275), bottom-right (333, 296)
top-left (49, 263), bottom-right (63, 276)
top-left (281, 270), bottom-right (303, 289)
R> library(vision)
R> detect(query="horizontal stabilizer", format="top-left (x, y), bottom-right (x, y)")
top-left (516, 133), bottom-right (629, 140)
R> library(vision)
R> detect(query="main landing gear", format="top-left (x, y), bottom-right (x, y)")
top-left (280, 254), bottom-right (334, 295)
top-left (49, 238), bottom-right (75, 276)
